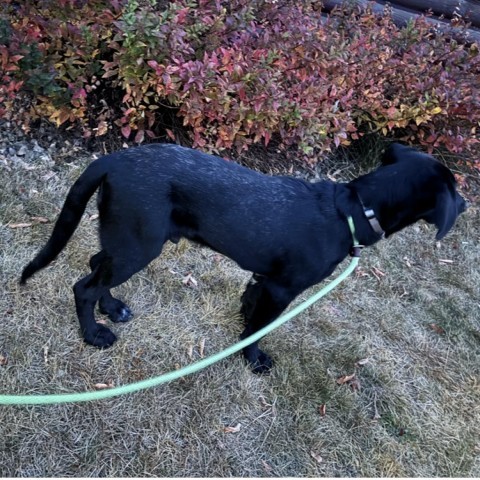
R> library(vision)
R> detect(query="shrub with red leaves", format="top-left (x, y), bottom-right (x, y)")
top-left (0, 0), bottom-right (478, 164)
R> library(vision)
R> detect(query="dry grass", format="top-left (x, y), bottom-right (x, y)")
top-left (0, 138), bottom-right (479, 477)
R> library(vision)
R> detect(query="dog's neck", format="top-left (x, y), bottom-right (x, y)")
top-left (355, 192), bottom-right (385, 238)
top-left (334, 184), bottom-right (386, 248)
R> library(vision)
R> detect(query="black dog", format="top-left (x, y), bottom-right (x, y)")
top-left (21, 143), bottom-right (466, 373)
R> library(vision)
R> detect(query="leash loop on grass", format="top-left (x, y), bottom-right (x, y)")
top-left (0, 217), bottom-right (360, 405)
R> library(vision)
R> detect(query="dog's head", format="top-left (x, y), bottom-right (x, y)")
top-left (355, 143), bottom-right (467, 240)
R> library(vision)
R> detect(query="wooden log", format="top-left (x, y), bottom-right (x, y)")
top-left (321, 0), bottom-right (480, 43)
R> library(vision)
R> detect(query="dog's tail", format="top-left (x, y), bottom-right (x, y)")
top-left (20, 159), bottom-right (109, 284)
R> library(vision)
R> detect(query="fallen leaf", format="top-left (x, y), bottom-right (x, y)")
top-left (349, 377), bottom-right (361, 392)
top-left (429, 323), bottom-right (446, 335)
top-left (310, 451), bottom-right (323, 464)
top-left (371, 266), bottom-right (386, 281)
top-left (223, 423), bottom-right (241, 433)
top-left (0, 354), bottom-right (8, 366)
top-left (182, 273), bottom-right (198, 287)
top-left (94, 380), bottom-right (115, 390)
top-left (199, 338), bottom-right (206, 358)
top-left (96, 318), bottom-right (108, 325)
top-left (318, 404), bottom-right (326, 417)
top-left (30, 216), bottom-right (49, 224)
top-left (89, 214), bottom-right (99, 221)
top-left (262, 460), bottom-right (273, 474)
top-left (355, 358), bottom-right (369, 367)
top-left (187, 344), bottom-right (193, 359)
top-left (403, 256), bottom-right (412, 268)
top-left (8, 222), bottom-right (33, 229)
top-left (355, 267), bottom-right (369, 278)
top-left (337, 373), bottom-right (356, 385)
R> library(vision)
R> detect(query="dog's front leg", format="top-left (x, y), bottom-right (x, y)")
top-left (240, 276), bottom-right (299, 374)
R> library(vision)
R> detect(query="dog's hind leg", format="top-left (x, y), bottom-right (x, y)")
top-left (73, 269), bottom-right (117, 348)
top-left (240, 276), bottom-right (300, 374)
top-left (89, 250), bottom-right (133, 323)
top-left (75, 239), bottom-right (164, 348)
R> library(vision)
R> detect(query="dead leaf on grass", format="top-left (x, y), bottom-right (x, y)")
top-left (337, 373), bottom-right (356, 385)
top-left (8, 216), bottom-right (49, 229)
top-left (94, 379), bottom-right (115, 390)
top-left (355, 358), bottom-right (370, 367)
top-left (30, 216), bottom-right (49, 224)
top-left (223, 423), bottom-right (241, 434)
top-left (0, 353), bottom-right (8, 366)
top-left (89, 214), bottom-right (99, 221)
top-left (429, 323), bottom-right (446, 335)
top-left (96, 318), bottom-right (108, 325)
top-left (182, 273), bottom-right (198, 287)
top-left (318, 404), bottom-right (326, 417)
top-left (262, 460), bottom-right (273, 474)
top-left (337, 373), bottom-right (361, 391)
top-left (355, 267), bottom-right (369, 278)
top-left (8, 222), bottom-right (33, 229)
top-left (187, 344), bottom-right (194, 359)
top-left (199, 338), bottom-right (206, 358)
top-left (371, 266), bottom-right (386, 281)
top-left (349, 377), bottom-right (361, 392)
top-left (310, 451), bottom-right (323, 463)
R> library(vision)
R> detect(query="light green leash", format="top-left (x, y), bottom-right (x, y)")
top-left (0, 217), bottom-right (361, 405)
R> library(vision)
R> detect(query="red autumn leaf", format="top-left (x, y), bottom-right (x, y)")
top-left (121, 124), bottom-right (131, 138)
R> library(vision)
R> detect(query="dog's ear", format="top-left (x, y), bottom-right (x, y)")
top-left (381, 143), bottom-right (413, 166)
top-left (425, 187), bottom-right (460, 240)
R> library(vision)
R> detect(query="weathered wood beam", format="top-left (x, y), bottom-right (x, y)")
top-left (321, 0), bottom-right (480, 43)
top-left (392, 0), bottom-right (480, 27)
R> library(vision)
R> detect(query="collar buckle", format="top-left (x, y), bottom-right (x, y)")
top-left (357, 196), bottom-right (385, 238)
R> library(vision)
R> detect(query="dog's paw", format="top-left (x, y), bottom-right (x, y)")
top-left (249, 351), bottom-right (273, 375)
top-left (83, 324), bottom-right (117, 348)
top-left (99, 299), bottom-right (133, 323)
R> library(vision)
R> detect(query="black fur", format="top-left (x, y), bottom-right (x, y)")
top-left (21, 143), bottom-right (466, 373)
